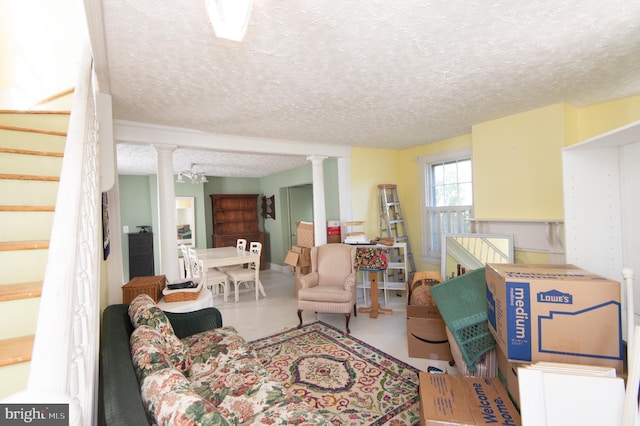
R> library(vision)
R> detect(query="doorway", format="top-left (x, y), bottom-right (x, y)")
top-left (287, 184), bottom-right (313, 249)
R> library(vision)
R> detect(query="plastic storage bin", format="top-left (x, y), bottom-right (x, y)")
top-left (430, 267), bottom-right (495, 371)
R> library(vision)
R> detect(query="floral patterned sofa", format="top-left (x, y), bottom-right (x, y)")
top-left (100, 294), bottom-right (329, 425)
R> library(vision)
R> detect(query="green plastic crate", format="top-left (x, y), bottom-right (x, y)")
top-left (430, 267), bottom-right (496, 371)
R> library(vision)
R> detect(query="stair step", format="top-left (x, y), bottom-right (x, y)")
top-left (0, 147), bottom-right (64, 158)
top-left (0, 180), bottom-right (60, 206)
top-left (0, 336), bottom-right (34, 367)
top-left (0, 128), bottom-right (66, 153)
top-left (0, 152), bottom-right (63, 177)
top-left (0, 211), bottom-right (54, 241)
top-left (0, 240), bottom-right (49, 251)
top-left (0, 173), bottom-right (59, 182)
top-left (0, 110), bottom-right (70, 133)
top-left (0, 205), bottom-right (54, 212)
top-left (0, 282), bottom-right (43, 302)
top-left (0, 362), bottom-right (30, 400)
top-left (0, 248), bottom-right (48, 285)
top-left (0, 298), bottom-right (40, 339)
top-left (0, 124), bottom-right (66, 138)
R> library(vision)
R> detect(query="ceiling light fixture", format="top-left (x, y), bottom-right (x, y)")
top-left (204, 0), bottom-right (254, 42)
top-left (177, 164), bottom-right (209, 184)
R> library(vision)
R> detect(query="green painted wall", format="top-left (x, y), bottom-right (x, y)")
top-left (260, 164), bottom-right (312, 266)
top-left (119, 175), bottom-right (208, 281)
top-left (118, 158), bottom-right (340, 276)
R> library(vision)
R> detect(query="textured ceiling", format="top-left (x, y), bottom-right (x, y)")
top-left (88, 0), bottom-right (640, 177)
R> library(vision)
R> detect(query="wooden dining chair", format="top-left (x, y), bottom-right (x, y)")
top-left (225, 241), bottom-right (262, 302)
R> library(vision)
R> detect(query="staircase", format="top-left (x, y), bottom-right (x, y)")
top-left (0, 110), bottom-right (69, 400)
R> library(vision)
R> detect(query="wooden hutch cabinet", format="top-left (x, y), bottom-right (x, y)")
top-left (210, 194), bottom-right (265, 269)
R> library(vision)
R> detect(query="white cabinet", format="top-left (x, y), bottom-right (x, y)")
top-left (562, 120), bottom-right (640, 326)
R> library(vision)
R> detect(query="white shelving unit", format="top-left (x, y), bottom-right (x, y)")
top-left (562, 119), bottom-right (640, 333)
top-left (355, 242), bottom-right (408, 308)
top-left (384, 241), bottom-right (408, 293)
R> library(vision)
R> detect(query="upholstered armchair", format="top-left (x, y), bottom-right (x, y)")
top-left (297, 243), bottom-right (357, 333)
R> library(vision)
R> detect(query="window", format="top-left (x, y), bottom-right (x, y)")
top-left (419, 148), bottom-right (473, 263)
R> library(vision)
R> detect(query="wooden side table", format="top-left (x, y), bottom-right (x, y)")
top-left (122, 275), bottom-right (166, 304)
top-left (358, 269), bottom-right (392, 318)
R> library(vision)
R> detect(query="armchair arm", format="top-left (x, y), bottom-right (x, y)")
top-left (343, 271), bottom-right (357, 290)
top-left (298, 271), bottom-right (319, 289)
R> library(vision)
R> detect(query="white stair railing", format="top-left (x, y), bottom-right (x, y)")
top-left (13, 44), bottom-right (100, 426)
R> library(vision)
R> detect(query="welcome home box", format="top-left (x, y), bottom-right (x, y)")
top-left (485, 263), bottom-right (623, 372)
top-left (419, 373), bottom-right (521, 425)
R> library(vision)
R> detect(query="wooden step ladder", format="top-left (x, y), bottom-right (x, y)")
top-left (378, 184), bottom-right (416, 282)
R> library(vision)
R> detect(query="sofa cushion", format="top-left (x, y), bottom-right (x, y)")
top-left (140, 369), bottom-right (224, 425)
top-left (127, 294), bottom-right (156, 323)
top-left (182, 326), bottom-right (247, 377)
top-left (128, 294), bottom-right (191, 373)
top-left (130, 325), bottom-right (172, 382)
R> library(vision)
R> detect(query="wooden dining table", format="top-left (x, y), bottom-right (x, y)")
top-left (195, 246), bottom-right (265, 300)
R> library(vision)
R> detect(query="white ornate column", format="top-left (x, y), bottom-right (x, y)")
top-left (308, 156), bottom-right (328, 246)
top-left (337, 157), bottom-right (352, 232)
top-left (155, 144), bottom-right (180, 281)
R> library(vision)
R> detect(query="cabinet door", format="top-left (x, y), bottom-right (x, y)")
top-left (129, 233), bottom-right (154, 278)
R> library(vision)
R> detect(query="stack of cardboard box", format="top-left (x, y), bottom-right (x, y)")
top-left (284, 222), bottom-right (315, 296)
top-left (406, 282), bottom-right (452, 361)
top-left (327, 220), bottom-right (341, 243)
top-left (486, 263), bottom-right (623, 409)
top-left (418, 263), bottom-right (623, 424)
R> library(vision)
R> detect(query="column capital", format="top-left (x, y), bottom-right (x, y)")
top-left (306, 155), bottom-right (328, 164)
top-left (153, 144), bottom-right (177, 154)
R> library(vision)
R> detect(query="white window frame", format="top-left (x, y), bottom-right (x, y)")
top-left (418, 147), bottom-right (473, 264)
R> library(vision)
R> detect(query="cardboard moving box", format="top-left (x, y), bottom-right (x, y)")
top-left (296, 221), bottom-right (314, 248)
top-left (407, 287), bottom-right (452, 361)
top-left (284, 245), bottom-right (312, 296)
top-left (419, 373), bottom-right (521, 425)
top-left (486, 263), bottom-right (623, 372)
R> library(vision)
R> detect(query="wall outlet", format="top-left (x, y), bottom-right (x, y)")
top-left (123, 225), bottom-right (129, 233)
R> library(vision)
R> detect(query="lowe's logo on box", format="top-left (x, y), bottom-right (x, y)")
top-left (537, 289), bottom-right (573, 304)
top-left (507, 282), bottom-right (531, 361)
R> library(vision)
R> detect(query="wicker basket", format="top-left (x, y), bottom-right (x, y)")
top-left (430, 267), bottom-right (496, 371)
top-left (122, 275), bottom-right (167, 304)
top-left (163, 282), bottom-right (202, 302)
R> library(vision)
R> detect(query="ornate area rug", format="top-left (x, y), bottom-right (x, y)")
top-left (248, 321), bottom-right (420, 425)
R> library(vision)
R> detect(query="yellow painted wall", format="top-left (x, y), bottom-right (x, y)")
top-left (350, 94), bottom-right (640, 271)
top-left (350, 147), bottom-right (403, 239)
top-left (576, 95), bottom-right (640, 143)
top-left (472, 104), bottom-right (567, 220)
